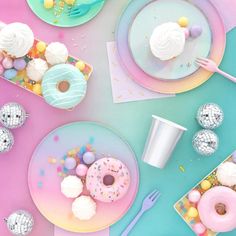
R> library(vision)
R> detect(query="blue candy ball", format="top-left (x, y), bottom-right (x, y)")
top-left (4, 69), bottom-right (17, 80)
top-left (64, 157), bottom-right (76, 170)
top-left (13, 58), bottom-right (27, 71)
top-left (83, 152), bottom-right (96, 165)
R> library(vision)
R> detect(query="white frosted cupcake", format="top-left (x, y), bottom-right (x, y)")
top-left (61, 175), bottom-right (83, 198)
top-left (149, 22), bottom-right (185, 61)
top-left (216, 162), bottom-right (236, 187)
top-left (0, 22), bottom-right (34, 58)
top-left (26, 58), bottom-right (49, 82)
top-left (72, 196), bottom-right (96, 220)
top-left (45, 42), bottom-right (68, 65)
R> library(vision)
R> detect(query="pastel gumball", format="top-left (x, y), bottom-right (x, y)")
top-left (83, 152), bottom-right (96, 165)
top-left (184, 28), bottom-right (190, 39)
top-left (4, 69), bottom-right (17, 80)
top-left (178, 17), bottom-right (189, 27)
top-left (36, 41), bottom-right (47, 53)
top-left (190, 25), bottom-right (203, 38)
top-left (64, 157), bottom-right (77, 170)
top-left (75, 61), bottom-right (85, 71)
top-left (76, 164), bottom-right (88, 177)
top-left (13, 58), bottom-right (27, 71)
top-left (2, 57), bottom-right (13, 69)
top-left (200, 180), bottom-right (211, 190)
top-left (187, 207), bottom-right (198, 218)
top-left (193, 223), bottom-right (206, 234)
top-left (0, 64), bottom-right (4, 75)
top-left (188, 189), bottom-right (201, 203)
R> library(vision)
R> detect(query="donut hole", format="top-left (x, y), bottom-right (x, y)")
top-left (57, 80), bottom-right (70, 93)
top-left (103, 175), bottom-right (115, 186)
top-left (215, 203), bottom-right (227, 215)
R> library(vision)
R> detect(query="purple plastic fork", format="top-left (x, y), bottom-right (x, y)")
top-left (121, 189), bottom-right (161, 236)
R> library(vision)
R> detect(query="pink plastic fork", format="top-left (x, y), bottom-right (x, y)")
top-left (196, 57), bottom-right (236, 83)
top-left (121, 189), bottom-right (161, 236)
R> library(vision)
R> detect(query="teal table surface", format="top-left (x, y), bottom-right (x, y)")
top-left (107, 2), bottom-right (236, 236)
top-left (0, 0), bottom-right (236, 235)
top-left (110, 27), bottom-right (236, 236)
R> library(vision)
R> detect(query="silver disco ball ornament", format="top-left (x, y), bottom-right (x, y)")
top-left (192, 130), bottom-right (219, 156)
top-left (5, 210), bottom-right (34, 236)
top-left (196, 103), bottom-right (224, 129)
top-left (0, 103), bottom-right (27, 129)
top-left (0, 127), bottom-right (14, 153)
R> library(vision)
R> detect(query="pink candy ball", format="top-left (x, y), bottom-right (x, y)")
top-left (184, 28), bottom-right (190, 39)
top-left (2, 57), bottom-right (13, 69)
top-left (193, 223), bottom-right (206, 234)
top-left (76, 164), bottom-right (88, 177)
top-left (0, 64), bottom-right (4, 75)
top-left (188, 189), bottom-right (201, 203)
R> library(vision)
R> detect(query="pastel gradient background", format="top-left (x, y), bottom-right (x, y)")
top-left (0, 0), bottom-right (236, 236)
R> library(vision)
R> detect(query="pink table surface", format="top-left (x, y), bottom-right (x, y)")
top-left (0, 0), bottom-right (123, 235)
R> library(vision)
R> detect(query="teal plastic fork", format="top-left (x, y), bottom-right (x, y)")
top-left (68, 0), bottom-right (104, 18)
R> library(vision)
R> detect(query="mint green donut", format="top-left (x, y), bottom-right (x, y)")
top-left (42, 64), bottom-right (87, 110)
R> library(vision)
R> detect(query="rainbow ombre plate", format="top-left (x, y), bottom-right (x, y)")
top-left (28, 122), bottom-right (139, 233)
top-left (116, 0), bottom-right (226, 94)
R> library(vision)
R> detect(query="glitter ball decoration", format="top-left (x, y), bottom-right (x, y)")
top-left (0, 127), bottom-right (14, 153)
top-left (196, 103), bottom-right (224, 129)
top-left (192, 130), bottom-right (219, 156)
top-left (5, 210), bottom-right (34, 235)
top-left (0, 103), bottom-right (27, 129)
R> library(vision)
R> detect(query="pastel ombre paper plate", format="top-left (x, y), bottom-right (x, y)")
top-left (116, 0), bottom-right (226, 94)
top-left (28, 122), bottom-right (139, 233)
top-left (129, 0), bottom-right (212, 80)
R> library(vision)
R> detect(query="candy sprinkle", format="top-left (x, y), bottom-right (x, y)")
top-left (48, 157), bottom-right (57, 164)
top-left (179, 165), bottom-right (185, 172)
top-left (37, 181), bottom-right (43, 188)
top-left (54, 135), bottom-right (59, 142)
top-left (39, 169), bottom-right (45, 176)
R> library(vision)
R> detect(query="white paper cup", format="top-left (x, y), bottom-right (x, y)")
top-left (142, 115), bottom-right (187, 169)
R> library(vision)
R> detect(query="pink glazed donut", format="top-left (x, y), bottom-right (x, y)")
top-left (86, 157), bottom-right (130, 203)
top-left (198, 186), bottom-right (236, 233)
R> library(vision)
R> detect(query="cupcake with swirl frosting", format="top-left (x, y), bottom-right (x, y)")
top-left (0, 22), bottom-right (34, 58)
top-left (149, 22), bottom-right (185, 61)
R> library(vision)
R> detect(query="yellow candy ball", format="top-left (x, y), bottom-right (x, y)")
top-left (187, 207), bottom-right (198, 218)
top-left (44, 0), bottom-right (54, 9)
top-left (33, 84), bottom-right (42, 95)
top-left (178, 17), bottom-right (189, 27)
top-left (36, 41), bottom-right (47, 53)
top-left (75, 61), bottom-right (85, 71)
top-left (201, 180), bottom-right (211, 190)
top-left (64, 0), bottom-right (75, 5)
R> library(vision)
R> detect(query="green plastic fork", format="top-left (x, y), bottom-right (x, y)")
top-left (68, 0), bottom-right (105, 18)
